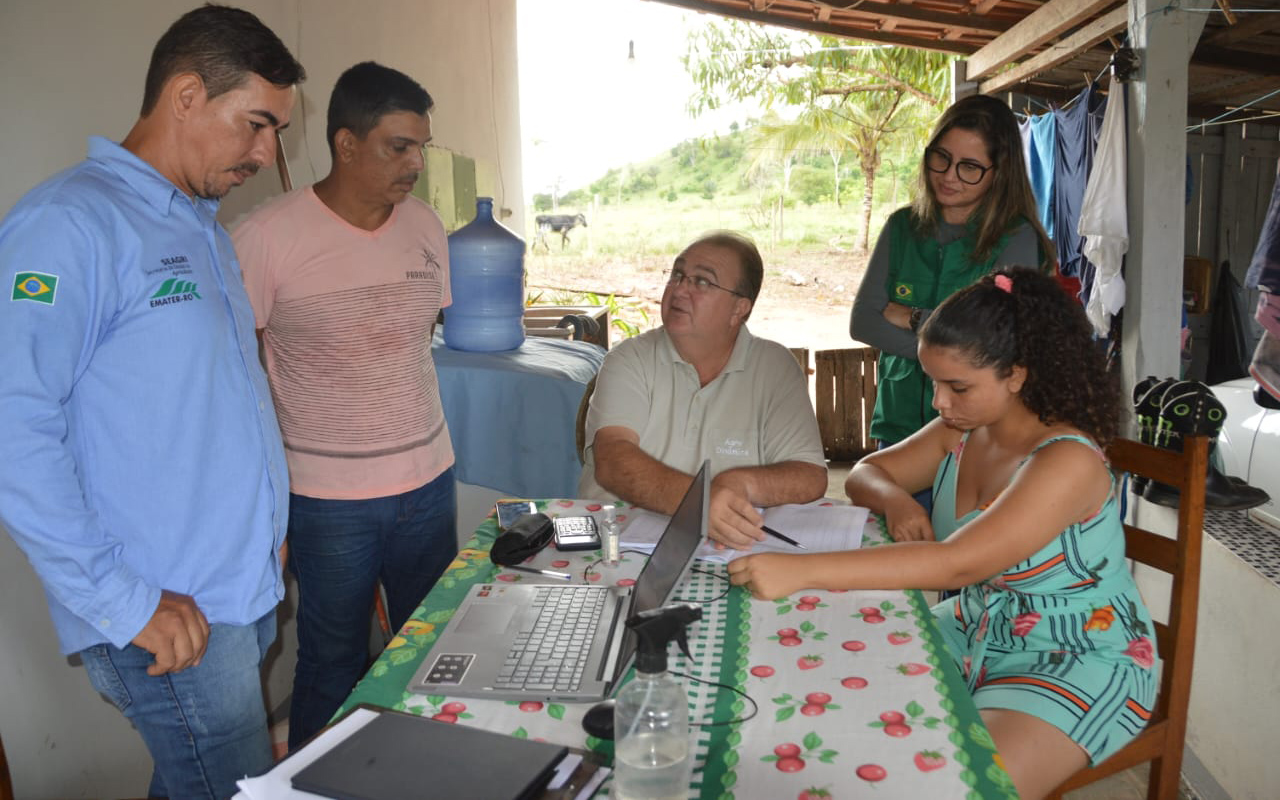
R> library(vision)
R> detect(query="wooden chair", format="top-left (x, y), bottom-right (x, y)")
top-left (575, 373), bottom-right (598, 465)
top-left (1047, 435), bottom-right (1209, 800)
top-left (0, 730), bottom-right (13, 800)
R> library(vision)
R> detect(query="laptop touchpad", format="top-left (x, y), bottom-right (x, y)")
top-left (456, 603), bottom-right (517, 634)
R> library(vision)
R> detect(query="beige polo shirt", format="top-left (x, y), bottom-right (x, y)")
top-left (578, 325), bottom-right (825, 500)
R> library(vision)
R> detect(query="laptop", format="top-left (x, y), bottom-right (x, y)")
top-left (408, 461), bottom-right (710, 702)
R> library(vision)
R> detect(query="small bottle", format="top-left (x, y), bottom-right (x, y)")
top-left (613, 604), bottom-right (702, 800)
top-left (602, 505), bottom-right (620, 567)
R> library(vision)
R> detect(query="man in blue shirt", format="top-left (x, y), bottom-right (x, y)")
top-left (0, 7), bottom-right (304, 797)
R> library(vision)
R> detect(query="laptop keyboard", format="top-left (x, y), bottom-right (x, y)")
top-left (493, 586), bottom-right (608, 692)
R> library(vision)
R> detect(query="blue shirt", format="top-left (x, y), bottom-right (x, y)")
top-left (0, 137), bottom-right (289, 654)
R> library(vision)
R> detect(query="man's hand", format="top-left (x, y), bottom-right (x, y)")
top-left (727, 553), bottom-right (805, 600)
top-left (707, 476), bottom-right (766, 550)
top-left (883, 301), bottom-right (913, 330)
top-left (883, 494), bottom-right (934, 542)
top-left (130, 590), bottom-right (211, 676)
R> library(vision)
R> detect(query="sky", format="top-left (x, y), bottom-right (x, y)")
top-left (516, 0), bottom-right (755, 200)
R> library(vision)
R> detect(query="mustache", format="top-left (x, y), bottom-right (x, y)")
top-left (232, 163), bottom-right (260, 176)
top-left (398, 173), bottom-right (420, 185)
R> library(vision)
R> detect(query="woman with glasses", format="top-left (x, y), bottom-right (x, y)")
top-left (850, 94), bottom-right (1054, 469)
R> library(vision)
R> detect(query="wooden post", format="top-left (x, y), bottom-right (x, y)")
top-left (1122, 0), bottom-right (1212, 398)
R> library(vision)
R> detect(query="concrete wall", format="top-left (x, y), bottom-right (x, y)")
top-left (1130, 501), bottom-right (1280, 800)
top-left (0, 2), bottom-right (521, 796)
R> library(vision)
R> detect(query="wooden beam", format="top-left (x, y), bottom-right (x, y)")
top-left (652, 0), bottom-right (981, 54)
top-left (1189, 74), bottom-right (1280, 108)
top-left (1201, 10), bottom-right (1280, 45)
top-left (1192, 43), bottom-right (1280, 76)
top-left (979, 6), bottom-right (1127, 95)
top-left (965, 0), bottom-right (1119, 80)
top-left (834, 5), bottom-right (1007, 36)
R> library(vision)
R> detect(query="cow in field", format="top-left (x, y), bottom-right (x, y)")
top-left (534, 213), bottom-right (588, 251)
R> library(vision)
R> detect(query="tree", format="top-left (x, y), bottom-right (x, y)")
top-left (685, 20), bottom-right (951, 250)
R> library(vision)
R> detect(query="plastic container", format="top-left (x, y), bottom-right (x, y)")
top-left (443, 197), bottom-right (525, 352)
top-left (602, 505), bottom-right (620, 567)
top-left (613, 605), bottom-right (700, 800)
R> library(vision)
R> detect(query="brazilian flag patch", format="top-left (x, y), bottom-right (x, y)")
top-left (12, 271), bottom-right (59, 305)
top-left (893, 282), bottom-right (915, 301)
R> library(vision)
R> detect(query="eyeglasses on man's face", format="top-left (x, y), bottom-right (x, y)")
top-left (924, 147), bottom-right (992, 186)
top-left (665, 268), bottom-right (746, 297)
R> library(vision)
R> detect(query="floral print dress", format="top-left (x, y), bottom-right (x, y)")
top-left (930, 434), bottom-right (1160, 764)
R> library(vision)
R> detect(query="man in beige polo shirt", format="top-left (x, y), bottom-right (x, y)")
top-left (579, 231), bottom-right (827, 549)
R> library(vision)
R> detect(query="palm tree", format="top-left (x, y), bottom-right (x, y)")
top-left (686, 21), bottom-right (951, 250)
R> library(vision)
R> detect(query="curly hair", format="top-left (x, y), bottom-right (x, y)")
top-left (918, 267), bottom-right (1122, 445)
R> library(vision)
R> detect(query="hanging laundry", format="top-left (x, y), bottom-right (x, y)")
top-left (1078, 83), bottom-right (1127, 336)
top-left (1019, 113), bottom-right (1057, 240)
top-left (1054, 85), bottom-right (1106, 278)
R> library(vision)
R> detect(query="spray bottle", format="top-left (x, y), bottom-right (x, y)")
top-left (613, 603), bottom-right (702, 800)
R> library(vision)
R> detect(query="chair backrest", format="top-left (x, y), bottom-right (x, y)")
top-left (0, 728), bottom-right (13, 800)
top-left (1105, 435), bottom-right (1208, 725)
top-left (575, 373), bottom-right (598, 465)
top-left (1049, 434), bottom-right (1209, 800)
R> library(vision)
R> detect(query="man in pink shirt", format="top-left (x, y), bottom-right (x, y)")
top-left (233, 62), bottom-right (454, 749)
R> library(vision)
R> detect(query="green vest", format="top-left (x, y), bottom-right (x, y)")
top-left (869, 209), bottom-right (1013, 444)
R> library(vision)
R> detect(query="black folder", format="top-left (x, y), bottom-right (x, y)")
top-left (290, 707), bottom-right (569, 800)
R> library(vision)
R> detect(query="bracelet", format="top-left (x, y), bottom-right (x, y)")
top-left (909, 307), bottom-right (925, 333)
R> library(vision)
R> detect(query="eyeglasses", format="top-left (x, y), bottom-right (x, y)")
top-left (925, 147), bottom-right (992, 186)
top-left (666, 268), bottom-right (745, 297)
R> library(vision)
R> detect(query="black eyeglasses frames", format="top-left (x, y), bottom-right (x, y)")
top-left (924, 147), bottom-right (992, 186)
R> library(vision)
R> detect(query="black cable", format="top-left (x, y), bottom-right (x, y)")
top-left (674, 567), bottom-right (732, 604)
top-left (671, 670), bottom-right (760, 727)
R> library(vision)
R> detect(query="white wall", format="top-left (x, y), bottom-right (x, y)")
top-left (1130, 501), bottom-right (1280, 800)
top-left (0, 2), bottom-right (521, 796)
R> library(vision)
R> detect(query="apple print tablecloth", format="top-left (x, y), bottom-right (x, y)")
top-left (339, 501), bottom-right (1016, 799)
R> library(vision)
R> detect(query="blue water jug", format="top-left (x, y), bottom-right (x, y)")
top-left (444, 197), bottom-right (526, 352)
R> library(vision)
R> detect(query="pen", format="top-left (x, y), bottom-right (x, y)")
top-left (505, 564), bottom-right (573, 580)
top-left (762, 525), bottom-right (807, 549)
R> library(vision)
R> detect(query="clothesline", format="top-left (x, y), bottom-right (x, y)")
top-left (1187, 86), bottom-right (1280, 131)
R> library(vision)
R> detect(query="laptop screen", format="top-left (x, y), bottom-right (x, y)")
top-left (614, 461), bottom-right (710, 679)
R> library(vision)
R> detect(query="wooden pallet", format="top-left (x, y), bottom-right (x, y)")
top-left (814, 347), bottom-right (879, 461)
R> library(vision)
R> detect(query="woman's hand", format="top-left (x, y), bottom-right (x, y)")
top-left (883, 301), bottom-right (914, 331)
top-left (883, 494), bottom-right (935, 542)
top-left (727, 553), bottom-right (808, 600)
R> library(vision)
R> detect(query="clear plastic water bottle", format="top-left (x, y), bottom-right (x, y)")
top-left (602, 505), bottom-right (620, 567)
top-left (443, 197), bottom-right (525, 352)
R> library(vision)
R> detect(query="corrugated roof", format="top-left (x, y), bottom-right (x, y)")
top-left (650, 0), bottom-right (1280, 118)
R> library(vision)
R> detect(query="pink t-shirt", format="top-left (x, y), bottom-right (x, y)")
top-left (233, 188), bottom-right (454, 499)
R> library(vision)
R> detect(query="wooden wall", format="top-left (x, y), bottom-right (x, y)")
top-left (1184, 122), bottom-right (1280, 379)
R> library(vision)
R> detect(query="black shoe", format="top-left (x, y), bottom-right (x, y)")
top-left (1142, 464), bottom-right (1270, 511)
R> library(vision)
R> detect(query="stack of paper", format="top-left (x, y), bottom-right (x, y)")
top-left (620, 501), bottom-right (869, 563)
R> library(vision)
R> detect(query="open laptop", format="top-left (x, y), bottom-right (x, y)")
top-left (408, 461), bottom-right (710, 702)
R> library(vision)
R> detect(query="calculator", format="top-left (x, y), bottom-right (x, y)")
top-left (552, 515), bottom-right (601, 551)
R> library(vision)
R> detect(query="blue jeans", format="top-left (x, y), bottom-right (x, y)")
top-left (287, 466), bottom-right (457, 749)
top-left (81, 610), bottom-right (276, 800)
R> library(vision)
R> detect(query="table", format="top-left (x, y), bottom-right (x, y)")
top-left (339, 502), bottom-right (1016, 799)
top-left (433, 332), bottom-right (604, 498)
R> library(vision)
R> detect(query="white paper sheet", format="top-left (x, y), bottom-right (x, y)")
top-left (620, 501), bottom-right (869, 563)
